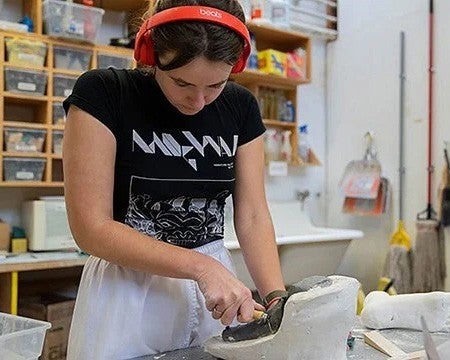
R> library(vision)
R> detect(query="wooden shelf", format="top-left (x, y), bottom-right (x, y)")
top-left (263, 119), bottom-right (297, 128)
top-left (2, 152), bottom-right (47, 158)
top-left (3, 93), bottom-right (48, 103)
top-left (232, 70), bottom-right (308, 89)
top-left (2, 121), bottom-right (47, 129)
top-left (92, 0), bottom-right (148, 11)
top-left (3, 63), bottom-right (48, 72)
top-left (0, 181), bottom-right (64, 187)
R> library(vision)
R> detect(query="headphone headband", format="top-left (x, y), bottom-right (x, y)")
top-left (134, 5), bottom-right (251, 73)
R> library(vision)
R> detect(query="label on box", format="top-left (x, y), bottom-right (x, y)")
top-left (18, 82), bottom-right (36, 92)
top-left (64, 89), bottom-right (72, 97)
top-left (18, 53), bottom-right (40, 63)
top-left (268, 161), bottom-right (288, 176)
top-left (67, 20), bottom-right (84, 36)
top-left (15, 144), bottom-right (37, 152)
top-left (16, 171), bottom-right (34, 180)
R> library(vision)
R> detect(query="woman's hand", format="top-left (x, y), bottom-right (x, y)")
top-left (196, 258), bottom-right (255, 326)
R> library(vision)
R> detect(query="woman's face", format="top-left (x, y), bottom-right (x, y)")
top-left (154, 55), bottom-right (233, 115)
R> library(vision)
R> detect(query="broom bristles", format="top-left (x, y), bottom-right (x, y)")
top-left (413, 219), bottom-right (444, 292)
top-left (383, 245), bottom-right (411, 294)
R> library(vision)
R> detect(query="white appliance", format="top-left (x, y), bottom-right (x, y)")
top-left (22, 197), bottom-right (77, 251)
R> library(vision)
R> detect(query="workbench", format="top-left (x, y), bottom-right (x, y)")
top-left (133, 323), bottom-right (450, 359)
top-left (0, 251), bottom-right (88, 314)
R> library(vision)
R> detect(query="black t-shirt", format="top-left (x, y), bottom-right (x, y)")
top-left (63, 68), bottom-right (265, 248)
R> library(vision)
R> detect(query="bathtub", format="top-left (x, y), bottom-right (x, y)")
top-left (224, 201), bottom-right (364, 288)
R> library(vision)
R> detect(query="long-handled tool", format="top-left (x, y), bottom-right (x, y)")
top-left (413, 0), bottom-right (445, 292)
top-left (383, 31), bottom-right (412, 294)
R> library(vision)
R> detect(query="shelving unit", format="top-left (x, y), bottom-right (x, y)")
top-left (1, 0), bottom-right (319, 187)
top-left (232, 21), bottom-right (319, 166)
top-left (0, 31), bottom-right (134, 187)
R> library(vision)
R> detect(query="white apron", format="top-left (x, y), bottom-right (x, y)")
top-left (67, 240), bottom-right (234, 359)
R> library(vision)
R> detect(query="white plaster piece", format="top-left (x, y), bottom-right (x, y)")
top-left (360, 291), bottom-right (450, 332)
top-left (204, 275), bottom-right (359, 360)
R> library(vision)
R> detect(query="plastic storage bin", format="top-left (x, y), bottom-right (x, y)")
top-left (4, 127), bottom-right (46, 153)
top-left (43, 0), bottom-right (105, 43)
top-left (3, 157), bottom-right (46, 181)
top-left (97, 53), bottom-right (133, 69)
top-left (54, 46), bottom-right (92, 71)
top-left (0, 312), bottom-right (51, 359)
top-left (4, 67), bottom-right (47, 96)
top-left (5, 38), bottom-right (47, 67)
top-left (53, 130), bottom-right (64, 155)
top-left (53, 74), bottom-right (77, 98)
top-left (53, 102), bottom-right (66, 125)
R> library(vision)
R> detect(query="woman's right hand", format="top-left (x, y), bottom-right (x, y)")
top-left (196, 258), bottom-right (255, 326)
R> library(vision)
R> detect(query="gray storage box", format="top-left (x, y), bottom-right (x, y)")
top-left (4, 67), bottom-right (47, 96)
top-left (53, 102), bottom-right (66, 124)
top-left (4, 127), bottom-right (46, 153)
top-left (3, 157), bottom-right (46, 181)
top-left (53, 74), bottom-right (77, 98)
top-left (53, 130), bottom-right (64, 155)
top-left (54, 46), bottom-right (92, 71)
top-left (97, 53), bottom-right (132, 69)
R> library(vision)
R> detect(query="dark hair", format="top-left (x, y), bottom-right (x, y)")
top-left (144, 0), bottom-right (246, 70)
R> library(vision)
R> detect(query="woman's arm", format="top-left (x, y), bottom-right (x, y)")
top-left (233, 135), bottom-right (286, 299)
top-left (63, 105), bottom-right (255, 325)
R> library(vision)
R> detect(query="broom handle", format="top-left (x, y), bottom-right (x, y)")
top-left (399, 31), bottom-right (406, 221)
top-left (427, 0), bottom-right (434, 212)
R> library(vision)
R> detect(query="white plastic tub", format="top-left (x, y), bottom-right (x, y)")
top-left (43, 0), bottom-right (105, 43)
top-left (54, 46), bottom-right (92, 71)
top-left (0, 312), bottom-right (51, 360)
top-left (4, 128), bottom-right (46, 153)
top-left (4, 68), bottom-right (47, 96)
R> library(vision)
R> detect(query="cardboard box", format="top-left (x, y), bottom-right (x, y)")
top-left (19, 294), bottom-right (76, 360)
top-left (257, 49), bottom-right (287, 77)
top-left (287, 51), bottom-right (306, 80)
top-left (0, 221), bottom-right (11, 251)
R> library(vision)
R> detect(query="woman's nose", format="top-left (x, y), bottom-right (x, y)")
top-left (188, 90), bottom-right (206, 109)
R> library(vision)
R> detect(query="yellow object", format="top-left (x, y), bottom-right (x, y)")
top-left (11, 272), bottom-right (18, 315)
top-left (390, 220), bottom-right (411, 250)
top-left (257, 49), bottom-right (287, 77)
top-left (5, 37), bottom-right (47, 67)
top-left (356, 287), bottom-right (365, 315)
top-left (377, 277), bottom-right (398, 295)
top-left (11, 238), bottom-right (27, 253)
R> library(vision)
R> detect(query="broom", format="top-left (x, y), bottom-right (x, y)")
top-left (440, 148), bottom-right (450, 227)
top-left (383, 31), bottom-right (411, 294)
top-left (412, 0), bottom-right (445, 293)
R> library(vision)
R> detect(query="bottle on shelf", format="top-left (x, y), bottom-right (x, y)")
top-left (281, 100), bottom-right (295, 122)
top-left (264, 129), bottom-right (280, 163)
top-left (298, 124), bottom-right (311, 163)
top-left (280, 130), bottom-right (292, 163)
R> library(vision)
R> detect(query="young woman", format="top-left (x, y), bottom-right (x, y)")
top-left (63, 0), bottom-right (285, 358)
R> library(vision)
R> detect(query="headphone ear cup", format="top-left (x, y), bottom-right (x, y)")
top-left (134, 21), bottom-right (157, 66)
top-left (231, 44), bottom-right (250, 73)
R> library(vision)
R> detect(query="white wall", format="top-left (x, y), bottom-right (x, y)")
top-left (328, 0), bottom-right (450, 292)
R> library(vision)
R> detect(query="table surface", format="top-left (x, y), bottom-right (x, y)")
top-left (133, 325), bottom-right (450, 360)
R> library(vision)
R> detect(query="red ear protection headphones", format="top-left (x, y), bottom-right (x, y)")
top-left (134, 6), bottom-right (251, 73)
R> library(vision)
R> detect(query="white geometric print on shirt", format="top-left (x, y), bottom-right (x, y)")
top-left (124, 176), bottom-right (233, 247)
top-left (132, 130), bottom-right (239, 170)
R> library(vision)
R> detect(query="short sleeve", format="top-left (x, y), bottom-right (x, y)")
top-left (63, 69), bottom-right (120, 138)
top-left (235, 85), bottom-right (266, 146)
